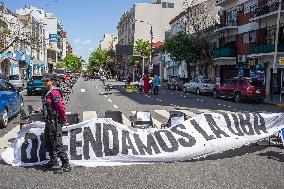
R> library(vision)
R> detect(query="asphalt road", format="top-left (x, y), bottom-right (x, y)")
top-left (0, 78), bottom-right (283, 189)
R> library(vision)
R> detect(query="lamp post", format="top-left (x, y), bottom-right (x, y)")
top-left (272, 0), bottom-right (282, 102)
top-left (135, 20), bottom-right (153, 73)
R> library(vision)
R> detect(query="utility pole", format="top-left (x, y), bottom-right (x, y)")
top-left (272, 0), bottom-right (282, 102)
top-left (150, 25), bottom-right (153, 66)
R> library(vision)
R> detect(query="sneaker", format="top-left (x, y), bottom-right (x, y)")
top-left (61, 164), bottom-right (72, 172)
top-left (46, 160), bottom-right (60, 169)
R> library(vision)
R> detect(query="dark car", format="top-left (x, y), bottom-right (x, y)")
top-left (26, 76), bottom-right (47, 96)
top-left (213, 77), bottom-right (266, 103)
top-left (0, 79), bottom-right (24, 128)
top-left (167, 76), bottom-right (179, 90)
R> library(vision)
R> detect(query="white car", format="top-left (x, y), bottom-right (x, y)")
top-left (183, 78), bottom-right (214, 95)
top-left (8, 74), bottom-right (25, 91)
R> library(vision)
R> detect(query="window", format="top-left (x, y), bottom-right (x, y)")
top-left (243, 33), bottom-right (250, 44)
top-left (162, 2), bottom-right (174, 8)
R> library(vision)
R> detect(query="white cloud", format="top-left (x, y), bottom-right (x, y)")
top-left (74, 38), bottom-right (81, 44)
top-left (89, 48), bottom-right (94, 51)
top-left (82, 39), bottom-right (92, 45)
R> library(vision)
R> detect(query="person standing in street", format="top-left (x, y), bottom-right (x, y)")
top-left (143, 74), bottom-right (150, 96)
top-left (153, 74), bottom-right (161, 95)
top-left (139, 76), bottom-right (144, 92)
top-left (42, 77), bottom-right (71, 173)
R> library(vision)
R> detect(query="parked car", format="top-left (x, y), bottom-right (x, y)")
top-left (0, 79), bottom-right (24, 128)
top-left (167, 77), bottom-right (190, 90)
top-left (0, 74), bottom-right (9, 81)
top-left (167, 76), bottom-right (179, 89)
top-left (8, 74), bottom-right (25, 91)
top-left (183, 78), bottom-right (214, 95)
top-left (26, 75), bottom-right (47, 96)
top-left (213, 77), bottom-right (266, 103)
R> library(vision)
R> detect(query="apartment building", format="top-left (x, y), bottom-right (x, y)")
top-left (99, 34), bottom-right (118, 50)
top-left (214, 0), bottom-right (284, 95)
top-left (117, 0), bottom-right (185, 74)
top-left (163, 0), bottom-right (219, 80)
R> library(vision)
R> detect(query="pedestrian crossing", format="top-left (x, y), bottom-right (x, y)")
top-left (82, 108), bottom-right (238, 128)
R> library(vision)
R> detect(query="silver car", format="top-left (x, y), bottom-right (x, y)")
top-left (183, 78), bottom-right (214, 95)
top-left (8, 74), bottom-right (25, 91)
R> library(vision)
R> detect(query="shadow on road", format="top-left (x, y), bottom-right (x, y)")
top-left (257, 150), bottom-right (284, 162)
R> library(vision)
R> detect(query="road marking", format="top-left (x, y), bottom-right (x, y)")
top-left (108, 99), bottom-right (112, 103)
top-left (131, 111), bottom-right (162, 129)
top-left (155, 110), bottom-right (170, 119)
top-left (113, 105), bottom-right (118, 109)
top-left (178, 110), bottom-right (198, 118)
top-left (83, 111), bottom-right (97, 122)
top-left (122, 114), bottom-right (131, 126)
top-left (170, 104), bottom-right (174, 106)
top-left (104, 95), bottom-right (107, 98)
top-left (80, 89), bottom-right (86, 93)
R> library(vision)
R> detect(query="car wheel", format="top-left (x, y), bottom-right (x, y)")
top-left (183, 87), bottom-right (187, 93)
top-left (196, 88), bottom-right (200, 95)
top-left (175, 86), bottom-right (179, 91)
top-left (213, 90), bottom-right (219, 99)
top-left (27, 91), bottom-right (32, 96)
top-left (234, 93), bottom-right (242, 103)
top-left (0, 108), bottom-right (9, 128)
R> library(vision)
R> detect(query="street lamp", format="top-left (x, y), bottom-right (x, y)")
top-left (272, 0), bottom-right (282, 102)
top-left (134, 20), bottom-right (153, 72)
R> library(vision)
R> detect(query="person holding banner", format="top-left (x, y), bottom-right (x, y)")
top-left (42, 77), bottom-right (71, 173)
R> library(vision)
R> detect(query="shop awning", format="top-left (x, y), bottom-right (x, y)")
top-left (213, 58), bottom-right (236, 66)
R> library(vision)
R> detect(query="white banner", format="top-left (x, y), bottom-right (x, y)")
top-left (1, 113), bottom-right (284, 167)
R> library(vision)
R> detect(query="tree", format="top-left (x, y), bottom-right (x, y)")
top-left (88, 49), bottom-right (108, 70)
top-left (134, 39), bottom-right (150, 57)
top-left (162, 32), bottom-right (198, 79)
top-left (62, 54), bottom-right (83, 73)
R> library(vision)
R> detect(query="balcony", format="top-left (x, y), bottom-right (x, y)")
top-left (214, 20), bottom-right (238, 33)
top-left (214, 47), bottom-right (236, 58)
top-left (250, 2), bottom-right (284, 21)
top-left (249, 44), bottom-right (284, 54)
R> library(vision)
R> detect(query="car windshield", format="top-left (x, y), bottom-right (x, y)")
top-left (9, 75), bottom-right (20, 80)
top-left (32, 76), bottom-right (43, 80)
top-left (248, 79), bottom-right (263, 87)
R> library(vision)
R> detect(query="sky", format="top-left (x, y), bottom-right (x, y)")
top-left (4, 0), bottom-right (149, 60)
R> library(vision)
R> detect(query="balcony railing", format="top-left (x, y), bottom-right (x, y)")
top-left (214, 47), bottom-right (236, 58)
top-left (250, 2), bottom-right (284, 19)
top-left (249, 43), bottom-right (284, 54)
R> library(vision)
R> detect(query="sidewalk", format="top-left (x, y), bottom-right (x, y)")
top-left (264, 95), bottom-right (284, 107)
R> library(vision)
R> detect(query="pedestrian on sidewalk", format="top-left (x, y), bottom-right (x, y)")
top-left (143, 74), bottom-right (150, 96)
top-left (153, 74), bottom-right (161, 95)
top-left (42, 77), bottom-right (71, 173)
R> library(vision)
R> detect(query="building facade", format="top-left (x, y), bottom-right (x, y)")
top-left (163, 0), bottom-right (219, 80)
top-left (214, 0), bottom-right (284, 96)
top-left (99, 33), bottom-right (118, 50)
top-left (117, 0), bottom-right (185, 75)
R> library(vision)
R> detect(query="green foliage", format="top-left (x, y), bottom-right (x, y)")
top-left (162, 32), bottom-right (196, 63)
top-left (131, 56), bottom-right (142, 65)
top-left (63, 54), bottom-right (83, 72)
top-left (88, 49), bottom-right (108, 69)
top-left (1, 28), bottom-right (11, 37)
top-left (134, 39), bottom-right (150, 57)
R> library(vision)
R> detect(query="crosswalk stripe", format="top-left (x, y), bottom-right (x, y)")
top-left (83, 111), bottom-right (97, 122)
top-left (154, 110), bottom-right (170, 119)
top-left (122, 114), bottom-right (131, 127)
top-left (131, 111), bottom-right (162, 129)
top-left (178, 110), bottom-right (198, 118)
